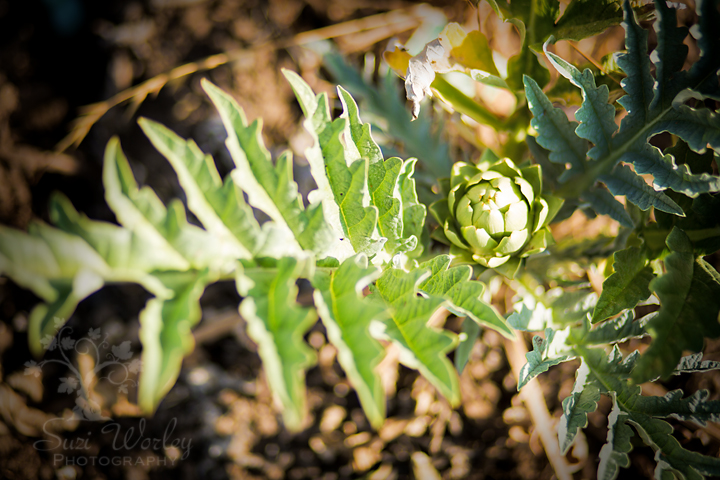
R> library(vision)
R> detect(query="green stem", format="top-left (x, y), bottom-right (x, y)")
top-left (431, 75), bottom-right (506, 130)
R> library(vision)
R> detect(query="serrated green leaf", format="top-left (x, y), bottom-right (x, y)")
top-left (592, 246), bottom-right (655, 323)
top-left (418, 255), bottom-right (514, 338)
top-left (650, 0), bottom-right (689, 112)
top-left (373, 268), bottom-right (460, 405)
top-left (633, 228), bottom-right (720, 383)
top-left (673, 353), bottom-right (720, 375)
top-left (312, 254), bottom-right (387, 427)
top-left (103, 137), bottom-right (191, 271)
top-left (338, 86), bottom-right (409, 255)
top-left (638, 389), bottom-right (720, 427)
top-left (321, 52), bottom-right (451, 179)
top-left (580, 186), bottom-right (634, 228)
top-left (630, 412), bottom-right (720, 480)
top-left (598, 394), bottom-right (633, 480)
top-left (545, 49), bottom-right (618, 160)
top-left (283, 69), bottom-right (380, 260)
top-left (138, 270), bottom-right (210, 413)
top-left (623, 144), bottom-right (720, 198)
top-left (49, 193), bottom-right (177, 278)
top-left (600, 164), bottom-right (684, 215)
top-left (138, 118), bottom-right (259, 259)
top-left (455, 317), bottom-right (481, 374)
top-left (397, 157), bottom-right (426, 258)
top-left (615, 0), bottom-right (654, 135)
top-left (651, 105), bottom-right (720, 154)
top-left (202, 79), bottom-right (334, 256)
top-left (524, 75), bottom-right (588, 174)
top-left (558, 360), bottom-right (601, 454)
top-left (236, 257), bottom-right (317, 431)
top-left (321, 117), bottom-right (384, 257)
top-left (518, 328), bottom-right (574, 390)
top-left (582, 310), bottom-right (649, 345)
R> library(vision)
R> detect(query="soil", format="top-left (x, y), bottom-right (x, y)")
top-left (1, 1), bottom-right (719, 479)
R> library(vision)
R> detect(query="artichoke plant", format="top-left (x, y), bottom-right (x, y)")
top-left (430, 156), bottom-right (563, 278)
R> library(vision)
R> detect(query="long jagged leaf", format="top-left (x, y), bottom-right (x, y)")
top-left (580, 186), bottom-right (634, 228)
top-left (0, 222), bottom-right (108, 356)
top-left (283, 70), bottom-right (383, 259)
top-left (615, 0), bottom-right (654, 136)
top-left (623, 144), bottom-right (720, 198)
top-left (582, 310), bottom-right (649, 346)
top-left (650, 0), bottom-right (689, 112)
top-left (138, 118), bottom-right (263, 258)
top-left (600, 164), bottom-right (684, 215)
top-left (633, 228), bottom-right (720, 383)
top-left (598, 394), bottom-right (633, 480)
top-left (237, 257), bottom-right (317, 431)
top-left (138, 270), bottom-right (210, 413)
top-left (322, 51), bottom-right (451, 179)
top-left (558, 360), bottom-right (601, 454)
top-left (592, 246), bottom-right (655, 323)
top-left (321, 117), bottom-right (384, 257)
top-left (418, 255), bottom-right (514, 338)
top-left (673, 353), bottom-right (720, 376)
top-left (373, 268), bottom-right (460, 405)
top-left (202, 79), bottom-right (329, 256)
top-left (524, 75), bottom-right (588, 175)
top-left (518, 328), bottom-right (574, 390)
top-left (576, 344), bottom-right (720, 479)
top-left (544, 49), bottom-right (618, 160)
top-left (312, 254), bottom-right (387, 427)
top-left (337, 87), bottom-right (410, 255)
top-left (638, 389), bottom-right (720, 427)
top-left (102, 137), bottom-right (191, 270)
top-left (49, 193), bottom-right (180, 282)
top-left (397, 157), bottom-right (427, 258)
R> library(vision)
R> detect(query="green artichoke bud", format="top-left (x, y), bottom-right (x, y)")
top-left (430, 157), bottom-right (563, 277)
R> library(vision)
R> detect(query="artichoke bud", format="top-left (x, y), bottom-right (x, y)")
top-left (430, 157), bottom-right (564, 278)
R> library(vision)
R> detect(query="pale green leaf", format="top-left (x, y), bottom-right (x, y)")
top-left (598, 394), bottom-right (633, 480)
top-left (418, 255), bottom-right (514, 338)
top-left (558, 360), bottom-right (601, 454)
top-left (237, 257), bottom-right (317, 431)
top-left (312, 255), bottom-right (387, 427)
top-left (374, 268), bottom-right (460, 406)
top-left (138, 270), bottom-right (210, 413)
top-left (321, 117), bottom-right (384, 257)
top-left (338, 86), bottom-right (408, 255)
top-left (592, 246), bottom-right (655, 323)
top-left (202, 79), bottom-right (332, 256)
top-left (397, 157), bottom-right (426, 258)
top-left (103, 137), bottom-right (190, 271)
top-left (283, 69), bottom-right (366, 261)
top-left (138, 118), bottom-right (258, 258)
